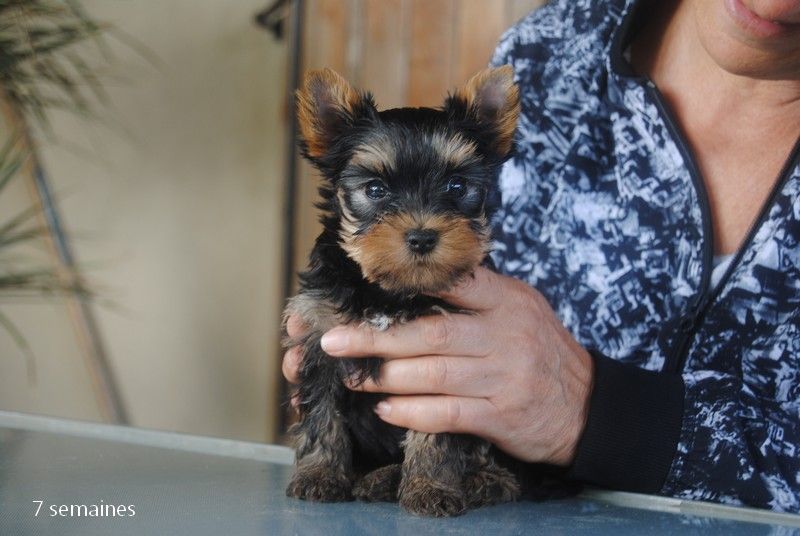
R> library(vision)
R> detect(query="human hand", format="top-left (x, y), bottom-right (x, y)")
top-left (317, 267), bottom-right (594, 466)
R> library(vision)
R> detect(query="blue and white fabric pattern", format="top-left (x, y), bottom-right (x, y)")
top-left (489, 0), bottom-right (800, 512)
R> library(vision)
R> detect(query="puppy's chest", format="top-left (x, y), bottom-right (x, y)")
top-left (286, 288), bottom-right (458, 344)
top-left (361, 303), bottom-right (460, 332)
top-left (362, 310), bottom-right (408, 332)
top-left (286, 292), bottom-right (436, 386)
top-left (287, 292), bottom-right (430, 335)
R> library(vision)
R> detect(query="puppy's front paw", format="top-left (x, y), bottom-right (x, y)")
top-left (353, 464), bottom-right (401, 502)
top-left (465, 465), bottom-right (520, 508)
top-left (399, 477), bottom-right (466, 517)
top-left (286, 468), bottom-right (353, 502)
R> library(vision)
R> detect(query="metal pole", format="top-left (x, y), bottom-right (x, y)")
top-left (275, 0), bottom-right (304, 439)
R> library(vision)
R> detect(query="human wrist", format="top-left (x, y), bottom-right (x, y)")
top-left (565, 351), bottom-right (685, 492)
top-left (547, 345), bottom-right (594, 466)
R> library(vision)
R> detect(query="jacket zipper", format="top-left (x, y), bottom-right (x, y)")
top-left (644, 79), bottom-right (800, 374)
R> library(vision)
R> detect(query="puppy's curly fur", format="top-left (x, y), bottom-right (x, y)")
top-left (284, 66), bottom-right (525, 517)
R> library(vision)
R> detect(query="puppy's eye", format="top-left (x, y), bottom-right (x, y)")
top-left (365, 180), bottom-right (388, 200)
top-left (446, 177), bottom-right (467, 197)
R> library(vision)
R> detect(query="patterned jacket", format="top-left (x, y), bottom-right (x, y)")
top-left (490, 0), bottom-right (800, 512)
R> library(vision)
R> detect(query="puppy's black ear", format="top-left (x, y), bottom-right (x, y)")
top-left (296, 68), bottom-right (374, 160)
top-left (448, 65), bottom-right (520, 157)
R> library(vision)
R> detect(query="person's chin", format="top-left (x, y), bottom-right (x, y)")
top-left (694, 0), bottom-right (800, 79)
top-left (723, 0), bottom-right (797, 40)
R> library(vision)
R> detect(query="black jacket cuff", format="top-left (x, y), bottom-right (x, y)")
top-left (566, 351), bottom-right (685, 493)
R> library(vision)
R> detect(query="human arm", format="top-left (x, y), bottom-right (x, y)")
top-left (575, 356), bottom-right (800, 512)
top-left (317, 266), bottom-right (593, 466)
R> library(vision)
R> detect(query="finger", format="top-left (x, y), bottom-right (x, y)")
top-left (436, 266), bottom-right (504, 311)
top-left (374, 395), bottom-right (496, 436)
top-left (282, 346), bottom-right (302, 384)
top-left (285, 313), bottom-right (307, 339)
top-left (321, 314), bottom-right (489, 359)
top-left (346, 356), bottom-right (498, 397)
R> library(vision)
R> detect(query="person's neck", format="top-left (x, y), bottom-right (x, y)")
top-left (630, 1), bottom-right (800, 132)
top-left (629, 1), bottom-right (800, 257)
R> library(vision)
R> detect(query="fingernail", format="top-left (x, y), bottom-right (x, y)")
top-left (321, 328), bottom-right (347, 354)
top-left (374, 401), bottom-right (391, 417)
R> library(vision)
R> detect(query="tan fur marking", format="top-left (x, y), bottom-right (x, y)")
top-left (283, 294), bottom-right (340, 345)
top-left (455, 65), bottom-right (520, 156)
top-left (336, 188), bottom-right (361, 240)
top-left (296, 68), bottom-right (361, 158)
top-left (340, 212), bottom-right (489, 294)
top-left (430, 132), bottom-right (479, 167)
top-left (350, 138), bottom-right (396, 174)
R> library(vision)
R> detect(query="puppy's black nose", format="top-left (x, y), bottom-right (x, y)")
top-left (406, 228), bottom-right (439, 255)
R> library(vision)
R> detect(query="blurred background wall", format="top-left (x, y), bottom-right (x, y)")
top-left (0, 0), bottom-right (287, 442)
top-left (0, 0), bottom-right (543, 444)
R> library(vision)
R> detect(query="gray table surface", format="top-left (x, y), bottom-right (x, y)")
top-left (0, 410), bottom-right (798, 535)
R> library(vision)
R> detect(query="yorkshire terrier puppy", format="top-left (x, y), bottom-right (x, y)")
top-left (284, 66), bottom-right (520, 517)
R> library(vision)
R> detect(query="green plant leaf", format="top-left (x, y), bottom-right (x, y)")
top-left (0, 308), bottom-right (37, 384)
top-left (0, 130), bottom-right (22, 163)
top-left (0, 226), bottom-right (46, 249)
top-left (0, 0), bottom-right (124, 130)
top-left (0, 152), bottom-right (26, 195)
top-left (0, 204), bottom-right (40, 239)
